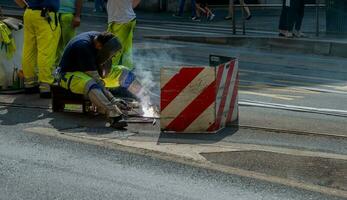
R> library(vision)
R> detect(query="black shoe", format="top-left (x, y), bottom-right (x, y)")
top-left (40, 92), bottom-right (52, 99)
top-left (109, 116), bottom-right (128, 129)
top-left (191, 17), bottom-right (201, 22)
top-left (24, 86), bottom-right (39, 94)
top-left (246, 14), bottom-right (252, 20)
top-left (224, 16), bottom-right (232, 20)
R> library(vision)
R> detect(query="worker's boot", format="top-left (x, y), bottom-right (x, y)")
top-left (88, 88), bottom-right (127, 129)
top-left (39, 82), bottom-right (51, 99)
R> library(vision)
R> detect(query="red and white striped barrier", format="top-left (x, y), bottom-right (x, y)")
top-left (160, 59), bottom-right (239, 133)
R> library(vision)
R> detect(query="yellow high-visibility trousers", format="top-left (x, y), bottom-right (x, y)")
top-left (59, 65), bottom-right (125, 94)
top-left (56, 13), bottom-right (76, 65)
top-left (22, 9), bottom-right (60, 90)
top-left (107, 20), bottom-right (136, 70)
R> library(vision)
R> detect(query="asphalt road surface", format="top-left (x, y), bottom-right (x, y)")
top-left (0, 123), bottom-right (344, 200)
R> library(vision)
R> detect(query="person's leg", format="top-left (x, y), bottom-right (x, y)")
top-left (59, 71), bottom-right (125, 121)
top-left (102, 65), bottom-right (125, 89)
top-left (107, 20), bottom-right (136, 70)
top-left (279, 0), bottom-right (288, 31)
top-left (191, 0), bottom-right (196, 17)
top-left (195, 4), bottom-right (205, 16)
top-left (35, 11), bottom-right (60, 96)
top-left (178, 0), bottom-right (186, 16)
top-left (22, 9), bottom-right (38, 91)
top-left (94, 0), bottom-right (99, 11)
top-left (240, 0), bottom-right (251, 18)
top-left (56, 13), bottom-right (76, 65)
top-left (295, 0), bottom-right (305, 31)
top-left (225, 0), bottom-right (234, 18)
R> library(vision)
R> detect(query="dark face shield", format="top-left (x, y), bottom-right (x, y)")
top-left (96, 37), bottom-right (122, 78)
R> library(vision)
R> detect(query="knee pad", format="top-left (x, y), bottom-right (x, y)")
top-left (84, 79), bottom-right (102, 95)
top-left (119, 69), bottom-right (136, 89)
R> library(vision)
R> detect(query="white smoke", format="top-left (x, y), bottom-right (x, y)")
top-left (133, 42), bottom-right (182, 118)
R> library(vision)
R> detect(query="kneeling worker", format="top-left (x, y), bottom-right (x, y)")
top-left (57, 31), bottom-right (146, 128)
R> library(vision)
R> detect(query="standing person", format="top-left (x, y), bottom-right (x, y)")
top-left (224, 0), bottom-right (252, 21)
top-left (14, 0), bottom-right (60, 98)
top-left (172, 0), bottom-right (197, 21)
top-left (278, 0), bottom-right (305, 38)
top-left (56, 0), bottom-right (83, 64)
top-left (106, 0), bottom-right (141, 70)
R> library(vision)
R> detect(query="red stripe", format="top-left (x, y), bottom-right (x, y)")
top-left (161, 67), bottom-right (204, 111)
top-left (226, 73), bottom-right (239, 123)
top-left (165, 80), bottom-right (217, 132)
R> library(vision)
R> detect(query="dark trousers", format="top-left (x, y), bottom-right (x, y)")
top-left (178, 0), bottom-right (196, 17)
top-left (294, 0), bottom-right (305, 31)
top-left (278, 0), bottom-right (305, 31)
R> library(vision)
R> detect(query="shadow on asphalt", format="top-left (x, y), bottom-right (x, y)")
top-left (157, 127), bottom-right (239, 145)
top-left (0, 94), bottom-right (51, 126)
top-left (0, 94), bottom-right (116, 135)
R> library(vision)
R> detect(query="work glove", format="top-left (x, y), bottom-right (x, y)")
top-left (111, 98), bottom-right (130, 111)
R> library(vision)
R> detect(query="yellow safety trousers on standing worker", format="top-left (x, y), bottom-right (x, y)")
top-left (56, 13), bottom-right (76, 65)
top-left (107, 20), bottom-right (136, 70)
top-left (22, 9), bottom-right (60, 89)
top-left (59, 65), bottom-right (126, 95)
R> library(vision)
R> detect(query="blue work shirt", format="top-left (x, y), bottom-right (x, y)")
top-left (59, 0), bottom-right (75, 14)
top-left (28, 0), bottom-right (60, 12)
top-left (59, 31), bottom-right (99, 73)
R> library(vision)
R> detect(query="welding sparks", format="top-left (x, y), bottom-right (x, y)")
top-left (140, 94), bottom-right (159, 118)
top-left (142, 104), bottom-right (159, 118)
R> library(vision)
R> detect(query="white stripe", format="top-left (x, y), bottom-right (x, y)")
top-left (221, 61), bottom-right (239, 127)
top-left (230, 97), bottom-right (239, 123)
top-left (215, 63), bottom-right (230, 118)
top-left (161, 68), bottom-right (215, 129)
top-left (184, 103), bottom-right (215, 133)
top-left (160, 68), bottom-right (176, 89)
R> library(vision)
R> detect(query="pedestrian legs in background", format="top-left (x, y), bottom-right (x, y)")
top-left (173, 0), bottom-right (197, 19)
top-left (195, 0), bottom-right (215, 21)
top-left (94, 0), bottom-right (106, 12)
top-left (278, 0), bottom-right (306, 38)
top-left (278, 0), bottom-right (293, 37)
top-left (225, 0), bottom-right (252, 21)
top-left (293, 0), bottom-right (306, 37)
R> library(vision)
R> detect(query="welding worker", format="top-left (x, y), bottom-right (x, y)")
top-left (14, 0), bottom-right (61, 98)
top-left (106, 0), bottom-right (141, 69)
top-left (56, 31), bottom-right (149, 128)
top-left (55, 0), bottom-right (83, 64)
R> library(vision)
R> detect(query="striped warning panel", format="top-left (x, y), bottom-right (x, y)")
top-left (160, 60), bottom-right (239, 133)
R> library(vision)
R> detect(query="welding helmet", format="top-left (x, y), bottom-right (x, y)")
top-left (96, 37), bottom-right (122, 78)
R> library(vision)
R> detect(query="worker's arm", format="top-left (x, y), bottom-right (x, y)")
top-left (132, 0), bottom-right (141, 8)
top-left (72, 0), bottom-right (83, 28)
top-left (14, 0), bottom-right (28, 8)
